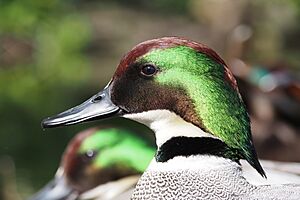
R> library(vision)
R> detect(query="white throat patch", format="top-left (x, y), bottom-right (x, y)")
top-left (123, 110), bottom-right (216, 147)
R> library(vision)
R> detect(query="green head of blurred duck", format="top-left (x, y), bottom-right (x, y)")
top-left (42, 37), bottom-right (265, 177)
top-left (30, 127), bottom-right (155, 200)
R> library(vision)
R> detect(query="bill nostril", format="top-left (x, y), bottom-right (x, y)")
top-left (92, 94), bottom-right (104, 102)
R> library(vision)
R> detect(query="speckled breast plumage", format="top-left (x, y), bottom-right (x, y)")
top-left (131, 168), bottom-right (256, 200)
top-left (131, 169), bottom-right (300, 200)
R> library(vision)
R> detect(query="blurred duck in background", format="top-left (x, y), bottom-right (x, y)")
top-left (29, 127), bottom-right (156, 200)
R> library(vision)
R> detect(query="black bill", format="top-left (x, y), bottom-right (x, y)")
top-left (42, 86), bottom-right (120, 128)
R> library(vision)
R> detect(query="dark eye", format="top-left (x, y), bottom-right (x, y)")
top-left (141, 64), bottom-right (157, 77)
top-left (84, 149), bottom-right (96, 159)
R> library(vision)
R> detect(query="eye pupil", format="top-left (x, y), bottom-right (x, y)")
top-left (141, 64), bottom-right (157, 76)
top-left (85, 150), bottom-right (95, 158)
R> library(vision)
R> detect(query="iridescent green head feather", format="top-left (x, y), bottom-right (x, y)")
top-left (141, 46), bottom-right (249, 151)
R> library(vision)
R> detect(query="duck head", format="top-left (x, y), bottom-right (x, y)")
top-left (30, 127), bottom-right (155, 200)
top-left (42, 37), bottom-right (265, 177)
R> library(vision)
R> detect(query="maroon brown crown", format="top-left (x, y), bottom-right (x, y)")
top-left (113, 36), bottom-right (237, 90)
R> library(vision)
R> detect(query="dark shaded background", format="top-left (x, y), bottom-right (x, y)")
top-left (1, 0), bottom-right (300, 199)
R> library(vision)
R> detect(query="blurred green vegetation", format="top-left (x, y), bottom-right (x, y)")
top-left (1, 0), bottom-right (300, 199)
top-left (0, 0), bottom-right (93, 197)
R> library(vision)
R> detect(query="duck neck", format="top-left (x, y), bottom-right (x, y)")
top-left (124, 109), bottom-right (241, 167)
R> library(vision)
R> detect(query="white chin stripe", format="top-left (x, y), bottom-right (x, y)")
top-left (123, 110), bottom-right (215, 147)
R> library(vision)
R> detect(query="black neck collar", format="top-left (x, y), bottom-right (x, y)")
top-left (155, 136), bottom-right (241, 163)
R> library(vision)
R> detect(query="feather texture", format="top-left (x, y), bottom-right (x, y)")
top-left (132, 156), bottom-right (300, 200)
